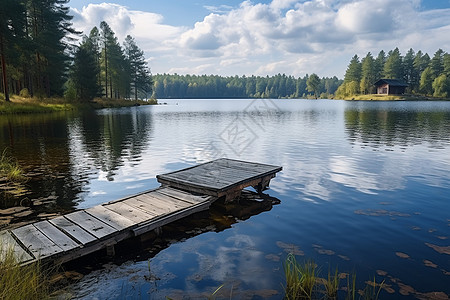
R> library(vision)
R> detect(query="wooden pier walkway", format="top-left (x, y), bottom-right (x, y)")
top-left (0, 158), bottom-right (282, 266)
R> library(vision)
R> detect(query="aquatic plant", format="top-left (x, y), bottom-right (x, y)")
top-left (283, 253), bottom-right (317, 299)
top-left (0, 248), bottom-right (51, 300)
top-left (324, 268), bottom-right (340, 299)
top-left (0, 150), bottom-right (26, 182)
top-left (360, 277), bottom-right (384, 300)
top-left (345, 274), bottom-right (357, 300)
top-left (283, 254), bottom-right (384, 300)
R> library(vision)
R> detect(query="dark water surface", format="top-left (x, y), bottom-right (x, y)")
top-left (1, 99), bottom-right (449, 299)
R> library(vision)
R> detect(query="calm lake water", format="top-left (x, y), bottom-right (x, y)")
top-left (1, 99), bottom-right (449, 299)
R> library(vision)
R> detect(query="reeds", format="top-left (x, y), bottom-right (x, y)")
top-left (0, 248), bottom-right (51, 300)
top-left (283, 254), bottom-right (384, 300)
top-left (0, 150), bottom-right (26, 182)
top-left (283, 253), bottom-right (317, 299)
top-left (324, 268), bottom-right (340, 299)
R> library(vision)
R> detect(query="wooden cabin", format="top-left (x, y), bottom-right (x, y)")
top-left (374, 79), bottom-right (408, 95)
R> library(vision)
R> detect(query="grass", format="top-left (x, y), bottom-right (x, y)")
top-left (336, 93), bottom-right (450, 101)
top-left (0, 248), bottom-right (52, 300)
top-left (0, 95), bottom-right (157, 114)
top-left (0, 150), bottom-right (26, 183)
top-left (283, 254), bottom-right (385, 300)
top-left (324, 268), bottom-right (340, 299)
top-left (283, 254), bottom-right (317, 299)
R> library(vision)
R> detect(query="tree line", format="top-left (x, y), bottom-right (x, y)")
top-left (0, 0), bottom-right (152, 102)
top-left (152, 73), bottom-right (342, 99)
top-left (337, 48), bottom-right (450, 98)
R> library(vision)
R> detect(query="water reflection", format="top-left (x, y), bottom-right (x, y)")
top-left (66, 191), bottom-right (280, 299)
top-left (344, 102), bottom-right (450, 149)
top-left (0, 108), bottom-right (153, 227)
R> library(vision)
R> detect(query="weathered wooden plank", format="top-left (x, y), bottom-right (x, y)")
top-left (142, 192), bottom-right (193, 208)
top-left (12, 224), bottom-right (63, 259)
top-left (157, 187), bottom-right (211, 204)
top-left (86, 205), bottom-right (136, 230)
top-left (215, 158), bottom-right (282, 173)
top-left (0, 231), bottom-right (34, 263)
top-left (106, 201), bottom-right (157, 223)
top-left (157, 178), bottom-right (220, 197)
top-left (133, 201), bottom-right (211, 236)
top-left (50, 216), bottom-right (96, 245)
top-left (121, 197), bottom-right (170, 216)
top-left (65, 211), bottom-right (116, 239)
top-left (33, 221), bottom-right (80, 252)
top-left (160, 173), bottom-right (233, 188)
top-left (136, 194), bottom-right (189, 214)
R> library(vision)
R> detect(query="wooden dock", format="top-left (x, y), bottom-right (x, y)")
top-left (0, 158), bottom-right (282, 266)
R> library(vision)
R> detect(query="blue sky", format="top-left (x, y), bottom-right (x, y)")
top-left (70, 0), bottom-right (450, 78)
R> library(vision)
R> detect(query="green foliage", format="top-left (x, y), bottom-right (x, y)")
top-left (18, 88), bottom-right (30, 98)
top-left (383, 48), bottom-right (403, 79)
top-left (71, 45), bottom-right (100, 101)
top-left (124, 35), bottom-right (153, 100)
top-left (360, 53), bottom-right (376, 94)
top-left (0, 93), bottom-right (4, 100)
top-left (324, 268), bottom-right (340, 299)
top-left (307, 73), bottom-right (321, 98)
top-left (0, 150), bottom-right (25, 182)
top-left (344, 55), bottom-right (362, 83)
top-left (64, 79), bottom-right (77, 102)
top-left (420, 67), bottom-right (434, 95)
top-left (432, 74), bottom-right (449, 98)
top-left (282, 254), bottom-right (385, 300)
top-left (337, 48), bottom-right (450, 99)
top-left (430, 49), bottom-right (445, 77)
top-left (152, 73), bottom-right (342, 99)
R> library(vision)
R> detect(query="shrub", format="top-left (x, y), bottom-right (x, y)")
top-left (19, 88), bottom-right (30, 98)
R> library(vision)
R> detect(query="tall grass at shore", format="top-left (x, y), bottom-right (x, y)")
top-left (0, 150), bottom-right (25, 182)
top-left (283, 253), bottom-right (384, 300)
top-left (0, 248), bottom-right (51, 300)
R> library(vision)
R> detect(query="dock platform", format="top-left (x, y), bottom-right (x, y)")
top-left (0, 158), bottom-right (282, 265)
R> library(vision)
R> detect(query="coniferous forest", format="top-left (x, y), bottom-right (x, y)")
top-left (152, 74), bottom-right (342, 99)
top-left (0, 0), bottom-right (152, 102)
top-left (1, 1), bottom-right (449, 102)
top-left (337, 48), bottom-right (450, 98)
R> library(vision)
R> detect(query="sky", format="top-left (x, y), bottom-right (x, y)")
top-left (69, 0), bottom-right (450, 78)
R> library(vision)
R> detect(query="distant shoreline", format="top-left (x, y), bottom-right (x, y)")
top-left (0, 98), bottom-right (157, 115)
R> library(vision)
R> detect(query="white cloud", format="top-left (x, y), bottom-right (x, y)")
top-left (70, 1), bottom-right (450, 78)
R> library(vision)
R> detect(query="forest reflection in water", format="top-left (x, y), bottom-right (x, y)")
top-left (344, 101), bottom-right (450, 150)
top-left (0, 107), bottom-right (153, 228)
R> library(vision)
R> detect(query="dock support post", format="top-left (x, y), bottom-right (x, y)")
top-left (106, 245), bottom-right (115, 256)
top-left (155, 227), bottom-right (163, 236)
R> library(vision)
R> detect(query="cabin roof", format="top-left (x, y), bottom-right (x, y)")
top-left (374, 79), bottom-right (409, 87)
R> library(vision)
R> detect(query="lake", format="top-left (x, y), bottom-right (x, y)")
top-left (1, 99), bottom-right (449, 299)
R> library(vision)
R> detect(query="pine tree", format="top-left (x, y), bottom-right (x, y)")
top-left (420, 67), bottom-right (433, 95)
top-left (344, 55), bottom-right (362, 83)
top-left (430, 49), bottom-right (445, 78)
top-left (412, 51), bottom-right (430, 92)
top-left (0, 0), bottom-right (26, 101)
top-left (374, 50), bottom-right (386, 80)
top-left (384, 48), bottom-right (403, 79)
top-left (360, 52), bottom-right (376, 94)
top-left (123, 35), bottom-right (152, 100)
top-left (70, 40), bottom-right (100, 101)
top-left (403, 48), bottom-right (415, 88)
